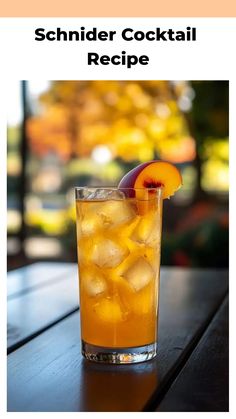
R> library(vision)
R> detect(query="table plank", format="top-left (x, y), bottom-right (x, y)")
top-left (7, 268), bottom-right (228, 412)
top-left (7, 262), bottom-right (77, 298)
top-left (7, 269), bottom-right (79, 353)
top-left (156, 296), bottom-right (229, 412)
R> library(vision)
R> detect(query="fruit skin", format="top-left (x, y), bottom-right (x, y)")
top-left (118, 161), bottom-right (152, 195)
top-left (118, 160), bottom-right (182, 200)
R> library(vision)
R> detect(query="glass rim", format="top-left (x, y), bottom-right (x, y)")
top-left (74, 186), bottom-right (163, 191)
top-left (75, 186), bottom-right (163, 201)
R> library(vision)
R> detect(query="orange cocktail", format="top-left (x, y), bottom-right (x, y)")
top-left (76, 160), bottom-right (182, 364)
top-left (75, 187), bottom-right (162, 363)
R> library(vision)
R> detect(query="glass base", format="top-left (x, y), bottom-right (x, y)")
top-left (82, 340), bottom-right (157, 364)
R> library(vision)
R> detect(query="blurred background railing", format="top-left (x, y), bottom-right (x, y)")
top-left (7, 81), bottom-right (229, 270)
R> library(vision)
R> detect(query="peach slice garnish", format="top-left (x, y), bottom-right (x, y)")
top-left (118, 160), bottom-right (182, 213)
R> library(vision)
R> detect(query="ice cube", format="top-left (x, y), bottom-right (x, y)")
top-left (131, 283), bottom-right (156, 315)
top-left (91, 238), bottom-right (129, 268)
top-left (80, 214), bottom-right (99, 236)
top-left (87, 189), bottom-right (126, 200)
top-left (81, 271), bottom-right (107, 297)
top-left (131, 211), bottom-right (160, 247)
top-left (95, 200), bottom-right (136, 229)
top-left (122, 257), bottom-right (154, 291)
top-left (93, 297), bottom-right (124, 322)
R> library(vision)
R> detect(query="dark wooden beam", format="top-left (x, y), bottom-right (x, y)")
top-left (18, 81), bottom-right (29, 252)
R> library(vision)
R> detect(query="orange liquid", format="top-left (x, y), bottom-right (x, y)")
top-left (76, 197), bottom-right (162, 348)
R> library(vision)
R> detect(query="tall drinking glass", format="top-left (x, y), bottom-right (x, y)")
top-left (75, 187), bottom-right (163, 364)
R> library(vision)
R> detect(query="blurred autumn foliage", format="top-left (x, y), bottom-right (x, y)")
top-left (27, 81), bottom-right (195, 163)
top-left (7, 80), bottom-right (229, 268)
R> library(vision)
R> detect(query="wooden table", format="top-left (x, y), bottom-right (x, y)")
top-left (7, 263), bottom-right (229, 412)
